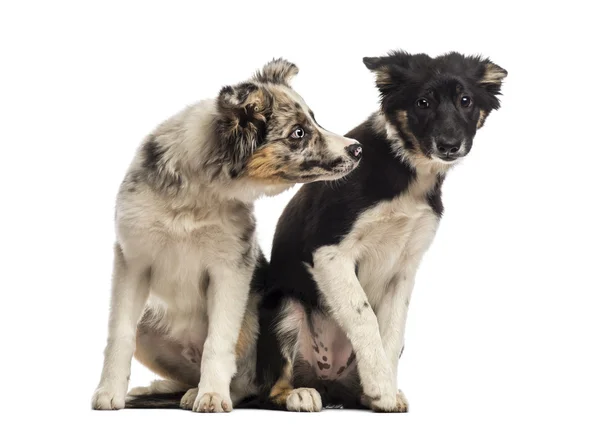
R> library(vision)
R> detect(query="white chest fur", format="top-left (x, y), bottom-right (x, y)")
top-left (305, 171), bottom-right (443, 397)
top-left (116, 190), bottom-right (255, 347)
top-left (339, 174), bottom-right (441, 311)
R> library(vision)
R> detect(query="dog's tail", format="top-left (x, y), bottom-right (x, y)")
top-left (125, 393), bottom-right (284, 410)
top-left (234, 395), bottom-right (286, 410)
top-left (125, 393), bottom-right (184, 409)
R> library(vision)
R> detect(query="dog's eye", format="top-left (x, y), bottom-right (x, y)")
top-left (290, 127), bottom-right (305, 139)
top-left (416, 98), bottom-right (430, 109)
top-left (460, 96), bottom-right (472, 108)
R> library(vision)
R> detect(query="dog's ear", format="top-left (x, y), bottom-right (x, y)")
top-left (215, 82), bottom-right (273, 177)
top-left (476, 59), bottom-right (507, 109)
top-left (253, 58), bottom-right (299, 86)
top-left (363, 51), bottom-right (413, 95)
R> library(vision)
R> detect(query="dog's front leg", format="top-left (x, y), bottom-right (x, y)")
top-left (311, 247), bottom-right (399, 412)
top-left (375, 270), bottom-right (416, 413)
top-left (92, 243), bottom-right (150, 410)
top-left (192, 263), bottom-right (252, 413)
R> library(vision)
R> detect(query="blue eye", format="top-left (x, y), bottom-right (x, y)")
top-left (291, 127), bottom-right (305, 139)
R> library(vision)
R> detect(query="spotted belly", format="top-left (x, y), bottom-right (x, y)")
top-left (295, 312), bottom-right (357, 380)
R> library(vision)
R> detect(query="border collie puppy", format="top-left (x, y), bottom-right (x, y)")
top-left (91, 59), bottom-right (362, 412)
top-left (255, 51), bottom-right (507, 412)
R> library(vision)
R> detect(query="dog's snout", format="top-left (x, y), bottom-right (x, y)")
top-left (346, 143), bottom-right (363, 161)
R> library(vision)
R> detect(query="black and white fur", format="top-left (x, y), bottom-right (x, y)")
top-left (254, 51), bottom-right (507, 412)
top-left (91, 59), bottom-right (362, 412)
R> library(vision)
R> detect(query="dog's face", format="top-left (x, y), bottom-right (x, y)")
top-left (213, 59), bottom-right (362, 183)
top-left (364, 51), bottom-right (506, 164)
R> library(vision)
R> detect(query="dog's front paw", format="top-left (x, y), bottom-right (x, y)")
top-left (192, 391), bottom-right (232, 413)
top-left (180, 388), bottom-right (198, 410)
top-left (361, 376), bottom-right (390, 405)
top-left (92, 386), bottom-right (125, 410)
top-left (394, 389), bottom-right (409, 412)
top-left (362, 389), bottom-right (409, 413)
top-left (286, 388), bottom-right (322, 412)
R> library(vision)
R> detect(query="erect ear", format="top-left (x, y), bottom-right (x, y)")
top-left (363, 52), bottom-right (411, 94)
top-left (253, 58), bottom-right (299, 86)
top-left (478, 60), bottom-right (507, 96)
top-left (215, 82), bottom-right (273, 177)
top-left (472, 59), bottom-right (507, 114)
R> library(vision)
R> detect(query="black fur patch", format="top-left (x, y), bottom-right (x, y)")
top-left (141, 137), bottom-right (182, 190)
top-left (241, 218), bottom-right (256, 244)
top-left (199, 270), bottom-right (210, 296)
top-left (236, 82), bottom-right (258, 104)
top-left (213, 83), bottom-right (272, 176)
top-left (142, 137), bottom-right (164, 172)
top-left (427, 175), bottom-right (445, 217)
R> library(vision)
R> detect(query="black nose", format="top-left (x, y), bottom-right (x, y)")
top-left (346, 143), bottom-right (363, 161)
top-left (436, 141), bottom-right (461, 157)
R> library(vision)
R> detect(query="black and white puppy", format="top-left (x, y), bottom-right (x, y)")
top-left (254, 51), bottom-right (507, 412)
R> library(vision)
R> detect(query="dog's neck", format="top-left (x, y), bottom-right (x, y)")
top-left (371, 110), bottom-right (455, 178)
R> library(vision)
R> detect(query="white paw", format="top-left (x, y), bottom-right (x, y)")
top-left (92, 386), bottom-right (125, 410)
top-left (362, 389), bottom-right (409, 413)
top-left (192, 391), bottom-right (232, 413)
top-left (360, 366), bottom-right (396, 407)
top-left (286, 388), bottom-right (323, 412)
top-left (395, 389), bottom-right (409, 413)
top-left (180, 388), bottom-right (198, 410)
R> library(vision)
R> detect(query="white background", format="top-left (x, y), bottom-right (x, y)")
top-left (2, 1), bottom-right (599, 435)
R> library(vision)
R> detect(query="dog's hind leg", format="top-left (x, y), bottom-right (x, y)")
top-left (129, 316), bottom-right (200, 396)
top-left (259, 299), bottom-right (323, 412)
top-left (259, 356), bottom-right (320, 412)
top-left (126, 320), bottom-right (199, 409)
top-left (92, 243), bottom-right (151, 410)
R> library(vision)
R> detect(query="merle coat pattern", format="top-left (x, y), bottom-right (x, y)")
top-left (91, 59), bottom-right (362, 413)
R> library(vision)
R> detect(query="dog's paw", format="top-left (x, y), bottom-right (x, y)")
top-left (360, 365), bottom-right (394, 400)
top-left (394, 389), bottom-right (409, 412)
top-left (192, 391), bottom-right (232, 413)
top-left (180, 388), bottom-right (198, 410)
top-left (362, 389), bottom-right (409, 413)
top-left (286, 388), bottom-right (323, 412)
top-left (92, 386), bottom-right (125, 410)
